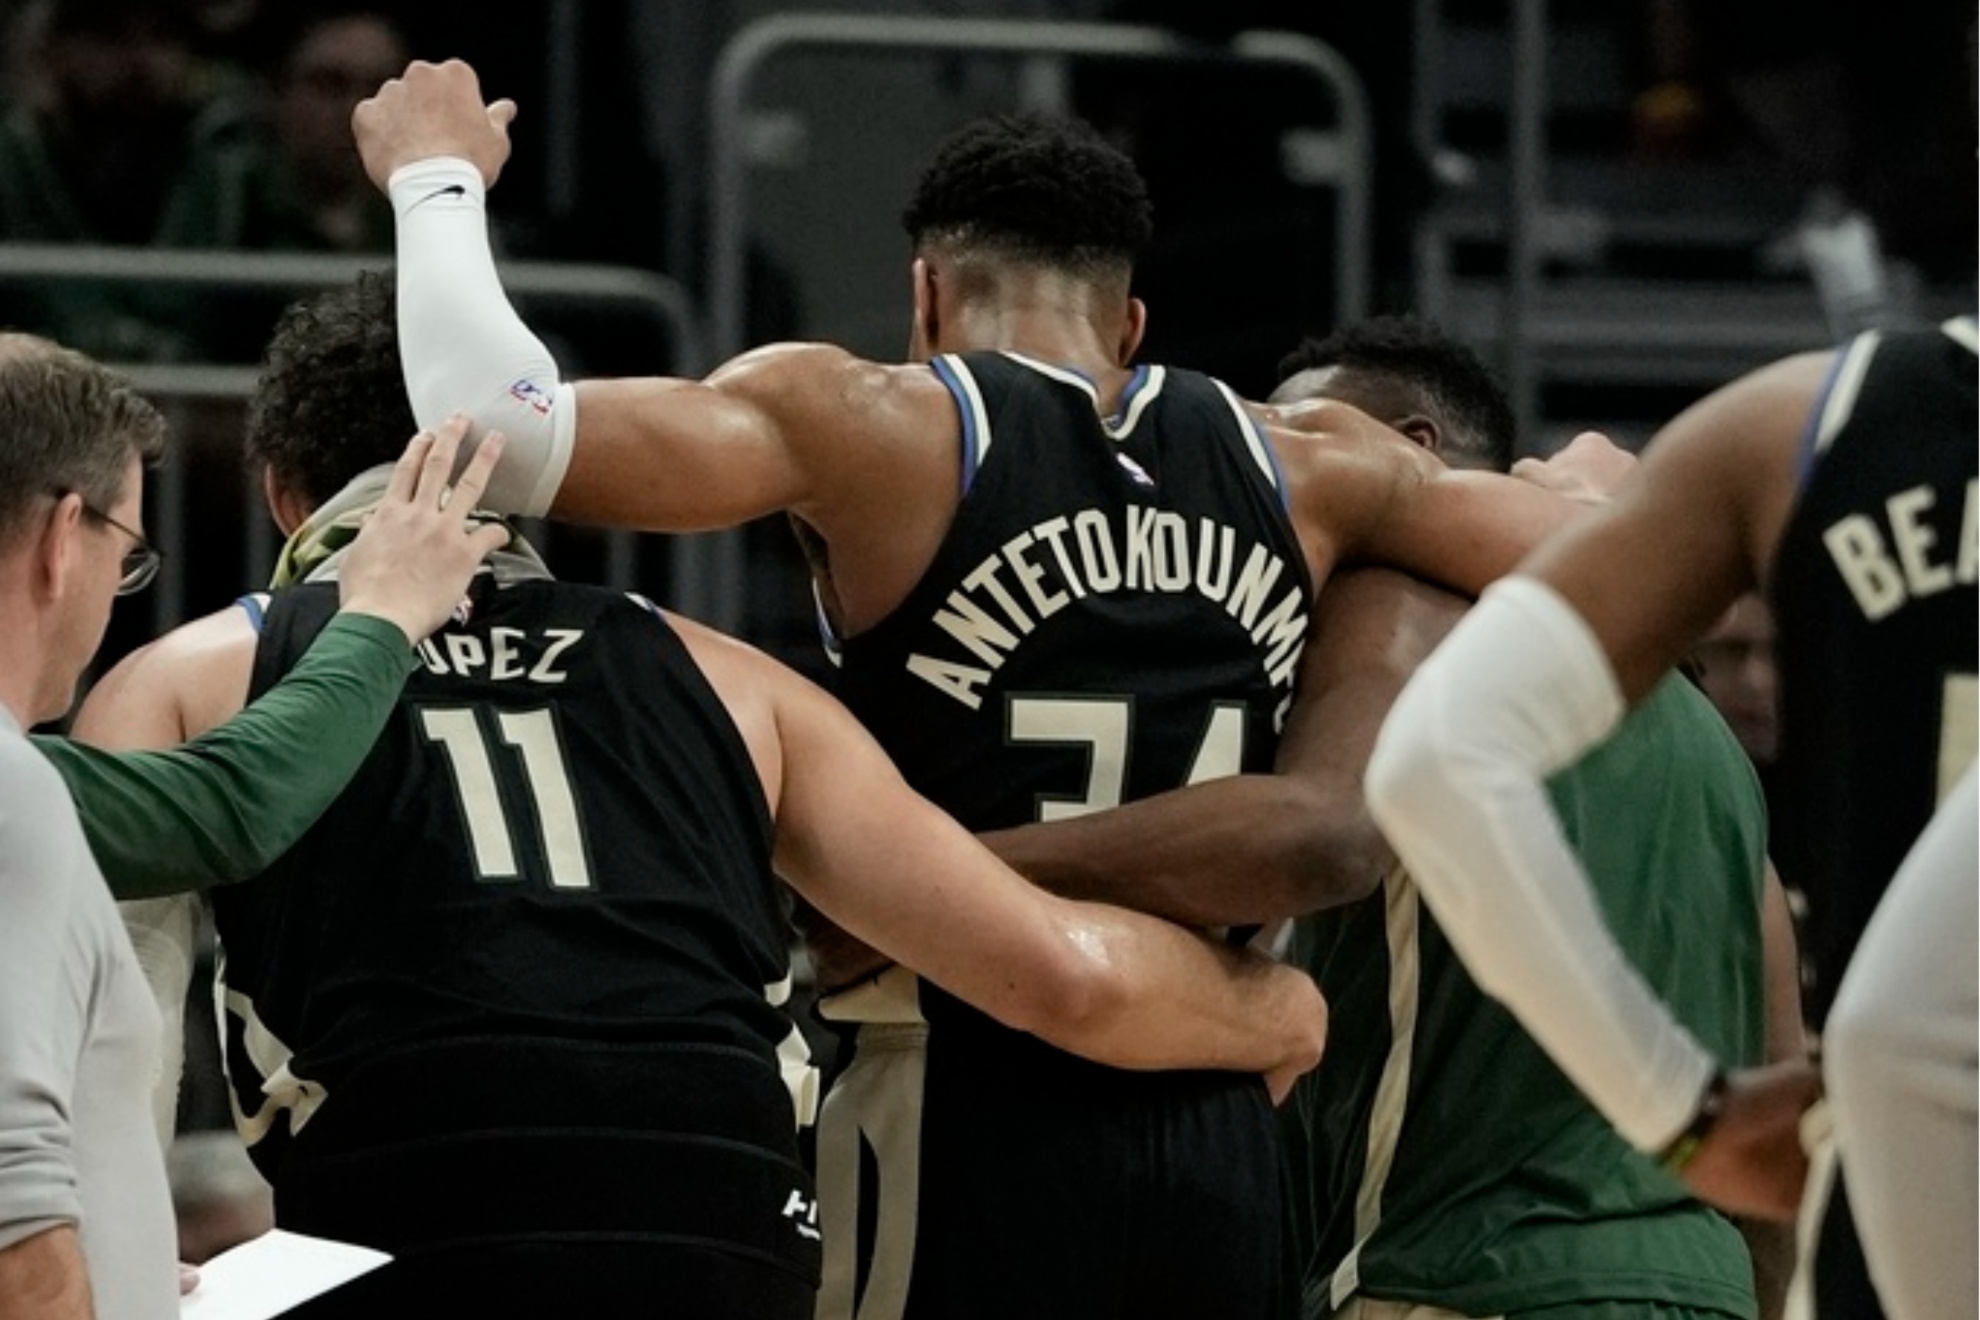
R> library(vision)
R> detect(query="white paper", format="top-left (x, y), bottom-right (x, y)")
top-left (180, 1228), bottom-right (391, 1320)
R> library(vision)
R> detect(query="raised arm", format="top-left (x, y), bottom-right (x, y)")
top-left (1363, 354), bottom-right (1826, 1220)
top-left (679, 620), bottom-right (1328, 1096)
top-left (355, 58), bottom-right (958, 591)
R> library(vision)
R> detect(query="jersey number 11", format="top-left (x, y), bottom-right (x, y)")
top-left (418, 705), bottom-right (595, 890)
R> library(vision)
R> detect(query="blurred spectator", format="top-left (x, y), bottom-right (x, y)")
top-left (166, 1130), bottom-right (272, 1265)
top-left (166, 6), bottom-right (409, 360)
top-left (197, 7), bottom-right (407, 254)
top-left (0, 0), bottom-right (240, 361)
top-left (1695, 592), bottom-right (1780, 770)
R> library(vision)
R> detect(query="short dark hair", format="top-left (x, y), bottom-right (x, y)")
top-left (1278, 316), bottom-right (1516, 472)
top-left (0, 332), bottom-right (165, 545)
top-left (246, 270), bottom-right (414, 506)
top-left (903, 113), bottom-right (1153, 280)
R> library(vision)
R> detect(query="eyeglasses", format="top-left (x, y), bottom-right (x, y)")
top-left (51, 491), bottom-right (163, 595)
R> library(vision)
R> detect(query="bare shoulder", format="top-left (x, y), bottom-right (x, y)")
top-left (1256, 397), bottom-right (1440, 501)
top-left (1651, 349), bottom-right (1831, 472)
top-left (665, 607), bottom-right (873, 779)
top-left (75, 605), bottom-right (260, 747)
top-left (708, 342), bottom-right (952, 417)
top-left (661, 609), bottom-right (798, 804)
top-left (1635, 347), bottom-right (1833, 573)
top-left (666, 610), bottom-right (782, 692)
top-left (1242, 398), bottom-right (1441, 575)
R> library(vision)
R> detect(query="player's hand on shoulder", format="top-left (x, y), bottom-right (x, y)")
top-left (353, 58), bottom-right (517, 190)
top-left (1679, 1057), bottom-right (1823, 1222)
top-left (1510, 430), bottom-right (1637, 504)
top-left (339, 418), bottom-right (512, 646)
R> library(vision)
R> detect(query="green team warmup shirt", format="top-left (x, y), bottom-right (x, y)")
top-left (33, 612), bottom-right (416, 898)
top-left (1291, 676), bottom-right (1769, 1320)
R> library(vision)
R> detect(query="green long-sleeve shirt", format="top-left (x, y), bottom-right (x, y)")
top-left (34, 612), bottom-right (416, 899)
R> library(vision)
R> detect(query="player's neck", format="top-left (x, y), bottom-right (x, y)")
top-left (950, 302), bottom-right (1132, 384)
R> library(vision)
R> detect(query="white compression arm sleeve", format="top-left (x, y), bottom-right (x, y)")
top-left (389, 156), bottom-right (577, 517)
top-left (1365, 576), bottom-right (1718, 1152)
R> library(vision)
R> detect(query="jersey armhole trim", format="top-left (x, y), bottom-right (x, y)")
top-left (1797, 331), bottom-right (1882, 489)
top-left (931, 355), bottom-right (992, 494)
top-left (234, 592), bottom-right (271, 633)
top-left (1212, 379), bottom-right (1294, 515)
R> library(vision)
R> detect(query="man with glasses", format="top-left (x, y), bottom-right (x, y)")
top-left (0, 330), bottom-right (509, 1319)
top-left (66, 496), bottom-right (161, 594)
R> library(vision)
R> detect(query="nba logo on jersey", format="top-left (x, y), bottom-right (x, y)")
top-left (1116, 453), bottom-right (1156, 489)
top-left (507, 377), bottom-right (553, 415)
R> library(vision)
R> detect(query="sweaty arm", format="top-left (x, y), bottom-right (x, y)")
top-left (389, 157), bottom-right (960, 574)
top-left (979, 567), bottom-right (1456, 927)
top-left (1361, 356), bottom-right (1815, 1156)
top-left (686, 621), bottom-right (1328, 1091)
top-left (37, 613), bottom-right (415, 898)
top-left (1261, 399), bottom-right (1604, 599)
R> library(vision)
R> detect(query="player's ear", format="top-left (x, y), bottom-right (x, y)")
top-left (263, 466), bottom-right (312, 537)
top-left (1117, 297), bottom-right (1147, 365)
top-left (1391, 413), bottom-right (1442, 454)
top-left (909, 257), bottom-right (938, 360)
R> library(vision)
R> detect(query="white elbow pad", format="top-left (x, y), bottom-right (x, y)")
top-left (389, 157), bottom-right (577, 516)
top-left (1367, 576), bottom-right (1718, 1152)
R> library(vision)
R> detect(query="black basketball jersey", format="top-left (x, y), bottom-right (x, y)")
top-left (837, 351), bottom-right (1312, 835)
top-left (822, 352), bottom-right (1311, 1319)
top-left (214, 574), bottom-right (811, 1193)
top-left (1771, 317), bottom-right (1978, 1027)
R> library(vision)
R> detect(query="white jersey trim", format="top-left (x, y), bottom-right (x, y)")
top-left (1811, 330), bottom-right (1883, 458)
top-left (1329, 864), bottom-right (1423, 1311)
top-left (997, 352), bottom-right (1169, 442)
top-left (1105, 365), bottom-right (1165, 440)
top-left (217, 948), bottom-right (328, 1146)
top-left (1213, 379), bottom-right (1284, 493)
top-left (934, 354), bottom-right (995, 483)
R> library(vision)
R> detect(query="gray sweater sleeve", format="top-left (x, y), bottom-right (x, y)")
top-left (0, 739), bottom-right (95, 1248)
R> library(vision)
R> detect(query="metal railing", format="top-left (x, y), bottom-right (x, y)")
top-left (0, 244), bottom-right (704, 632)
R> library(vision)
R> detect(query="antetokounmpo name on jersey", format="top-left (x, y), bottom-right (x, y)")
top-left (905, 507), bottom-right (1308, 710)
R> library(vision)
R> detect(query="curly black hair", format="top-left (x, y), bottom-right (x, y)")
top-left (1277, 315), bottom-right (1516, 472)
top-left (246, 270), bottom-right (416, 506)
top-left (903, 113), bottom-right (1153, 279)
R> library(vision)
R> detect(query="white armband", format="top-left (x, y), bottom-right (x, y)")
top-left (388, 157), bottom-right (577, 516)
top-left (1365, 576), bottom-right (1717, 1152)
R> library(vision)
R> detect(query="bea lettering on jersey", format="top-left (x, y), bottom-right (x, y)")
top-left (1823, 477), bottom-right (1977, 622)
